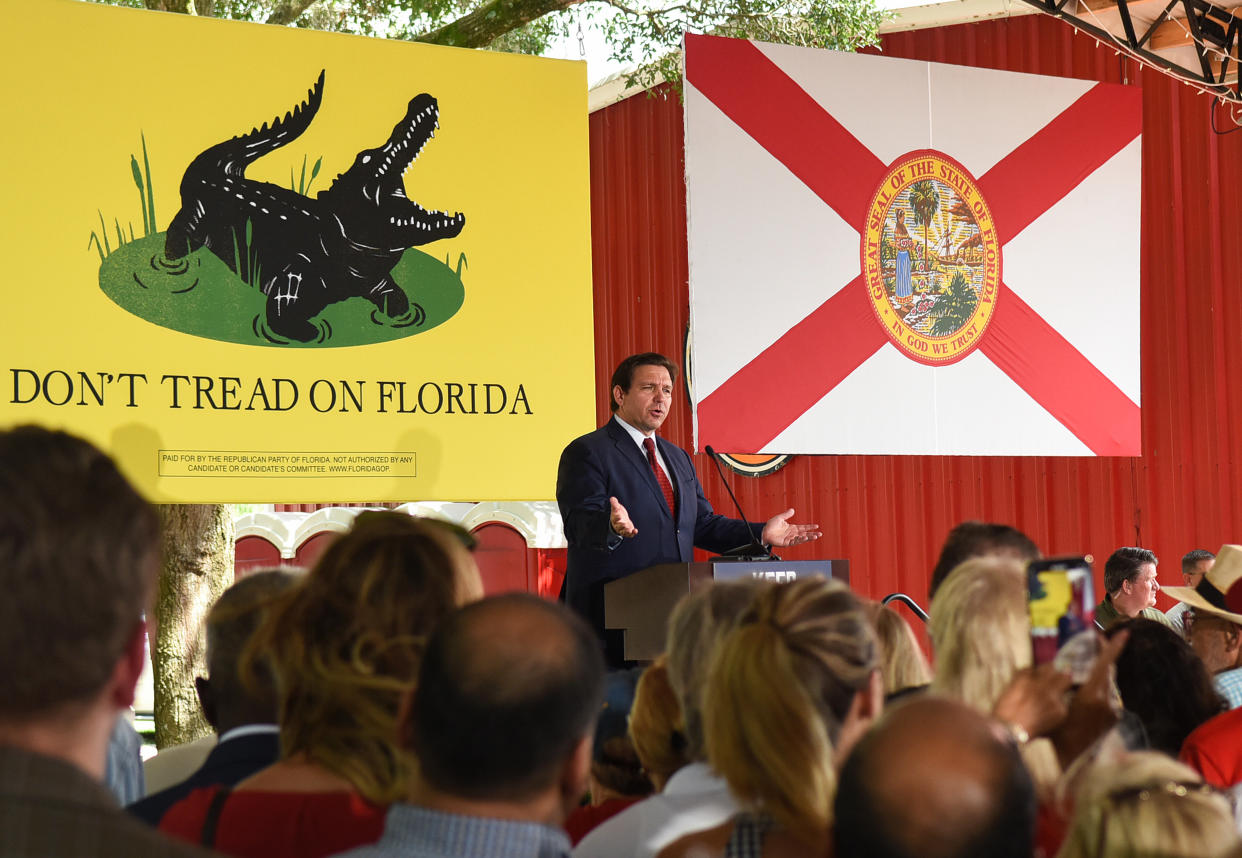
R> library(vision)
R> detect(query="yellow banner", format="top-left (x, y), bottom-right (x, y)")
top-left (0, 0), bottom-right (594, 502)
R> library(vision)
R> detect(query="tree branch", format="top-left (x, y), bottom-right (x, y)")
top-left (416, 0), bottom-right (581, 47)
top-left (266, 0), bottom-right (320, 25)
top-left (144, 0), bottom-right (193, 12)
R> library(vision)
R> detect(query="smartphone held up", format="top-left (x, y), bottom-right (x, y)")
top-left (1028, 556), bottom-right (1095, 666)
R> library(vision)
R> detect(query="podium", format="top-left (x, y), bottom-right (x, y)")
top-left (603, 558), bottom-right (849, 663)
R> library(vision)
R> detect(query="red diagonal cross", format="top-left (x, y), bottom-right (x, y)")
top-left (688, 34), bottom-right (1142, 456)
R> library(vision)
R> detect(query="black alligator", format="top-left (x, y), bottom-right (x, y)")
top-left (163, 71), bottom-right (465, 342)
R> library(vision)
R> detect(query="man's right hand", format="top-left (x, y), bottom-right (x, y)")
top-left (609, 496), bottom-right (638, 538)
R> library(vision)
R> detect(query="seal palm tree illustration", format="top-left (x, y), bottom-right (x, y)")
top-left (908, 180), bottom-right (939, 278)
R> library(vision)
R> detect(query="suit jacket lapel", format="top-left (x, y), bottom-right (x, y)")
top-left (607, 419), bottom-right (674, 518)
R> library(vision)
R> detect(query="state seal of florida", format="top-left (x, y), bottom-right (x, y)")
top-left (861, 150), bottom-right (1001, 366)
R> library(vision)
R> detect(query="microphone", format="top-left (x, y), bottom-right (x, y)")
top-left (704, 445), bottom-right (777, 561)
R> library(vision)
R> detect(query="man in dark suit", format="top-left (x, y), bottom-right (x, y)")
top-left (0, 426), bottom-right (214, 858)
top-left (557, 353), bottom-right (820, 664)
top-left (129, 569), bottom-right (298, 826)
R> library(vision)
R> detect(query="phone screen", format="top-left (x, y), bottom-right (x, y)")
top-left (1028, 556), bottom-right (1095, 665)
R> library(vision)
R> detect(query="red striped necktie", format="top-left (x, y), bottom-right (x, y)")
top-left (643, 437), bottom-right (676, 516)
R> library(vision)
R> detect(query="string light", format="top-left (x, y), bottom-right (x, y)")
top-left (1065, 0), bottom-right (1242, 108)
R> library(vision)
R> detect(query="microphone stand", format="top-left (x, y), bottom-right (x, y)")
top-left (704, 445), bottom-right (778, 561)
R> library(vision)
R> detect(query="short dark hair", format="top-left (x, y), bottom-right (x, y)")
top-left (410, 593), bottom-right (606, 800)
top-left (1104, 547), bottom-right (1158, 596)
top-left (206, 569), bottom-right (301, 728)
top-left (1183, 549), bottom-right (1215, 573)
top-left (928, 522), bottom-right (1040, 599)
top-left (609, 353), bottom-right (679, 412)
top-left (834, 703), bottom-right (1036, 858)
top-left (0, 426), bottom-right (159, 719)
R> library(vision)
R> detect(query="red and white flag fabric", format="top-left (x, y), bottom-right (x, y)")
top-left (685, 34), bottom-right (1142, 456)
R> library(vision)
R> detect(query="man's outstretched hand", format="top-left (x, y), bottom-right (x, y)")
top-left (760, 509), bottom-right (822, 547)
top-left (609, 496), bottom-right (638, 538)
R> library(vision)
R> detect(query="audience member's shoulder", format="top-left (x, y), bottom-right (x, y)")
top-left (1189, 705), bottom-right (1242, 740)
top-left (1, 787), bottom-right (219, 858)
top-left (573, 796), bottom-right (650, 858)
top-left (141, 737), bottom-right (216, 797)
top-left (656, 822), bottom-right (733, 858)
top-left (128, 776), bottom-right (204, 828)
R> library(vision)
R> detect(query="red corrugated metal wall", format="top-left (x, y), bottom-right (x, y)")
top-left (587, 13), bottom-right (1242, 612)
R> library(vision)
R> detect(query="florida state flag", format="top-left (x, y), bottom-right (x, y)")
top-left (685, 35), bottom-right (1142, 456)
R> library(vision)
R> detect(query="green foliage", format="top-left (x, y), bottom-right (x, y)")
top-left (480, 15), bottom-right (567, 54)
top-left (929, 270), bottom-right (976, 337)
top-left (601, 0), bottom-right (884, 93)
top-left (100, 0), bottom-right (882, 92)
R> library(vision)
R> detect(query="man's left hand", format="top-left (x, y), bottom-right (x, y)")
top-left (760, 508), bottom-right (822, 547)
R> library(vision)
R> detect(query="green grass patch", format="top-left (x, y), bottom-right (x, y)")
top-left (99, 233), bottom-right (465, 348)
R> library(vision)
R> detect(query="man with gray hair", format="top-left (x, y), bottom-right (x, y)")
top-left (574, 579), bottom-right (770, 858)
top-left (0, 426), bottom-right (214, 858)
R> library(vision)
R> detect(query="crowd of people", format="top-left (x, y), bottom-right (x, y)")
top-left (6, 424), bottom-right (1242, 858)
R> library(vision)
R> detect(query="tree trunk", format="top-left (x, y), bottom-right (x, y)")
top-left (153, 504), bottom-right (234, 749)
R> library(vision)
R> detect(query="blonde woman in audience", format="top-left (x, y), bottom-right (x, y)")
top-left (931, 557), bottom-right (1030, 709)
top-left (159, 512), bottom-right (483, 858)
top-left (931, 556), bottom-right (1062, 796)
top-left (574, 578), bottom-right (769, 858)
top-left (1057, 751), bottom-right (1238, 858)
top-left (863, 600), bottom-right (932, 696)
top-left (659, 577), bottom-right (882, 858)
top-left (629, 656), bottom-right (692, 793)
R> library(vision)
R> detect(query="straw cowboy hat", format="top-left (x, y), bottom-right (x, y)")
top-left (1163, 544), bottom-right (1242, 626)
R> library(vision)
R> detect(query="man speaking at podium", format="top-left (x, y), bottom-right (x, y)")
top-left (556, 352), bottom-right (821, 665)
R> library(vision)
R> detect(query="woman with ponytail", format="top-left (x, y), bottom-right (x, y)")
top-left (658, 577), bottom-right (883, 858)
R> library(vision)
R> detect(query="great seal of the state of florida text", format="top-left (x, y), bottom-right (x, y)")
top-left (861, 150), bottom-right (1000, 366)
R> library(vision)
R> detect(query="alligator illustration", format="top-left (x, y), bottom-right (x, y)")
top-left (163, 71), bottom-right (465, 342)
